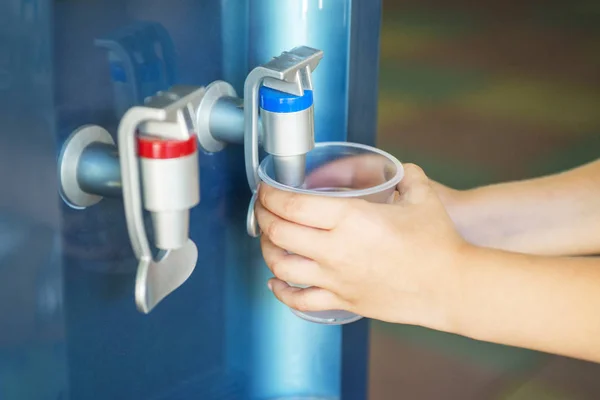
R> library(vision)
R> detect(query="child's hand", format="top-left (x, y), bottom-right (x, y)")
top-left (255, 163), bottom-right (471, 331)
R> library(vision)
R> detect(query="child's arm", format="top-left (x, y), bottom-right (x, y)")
top-left (435, 160), bottom-right (600, 256)
top-left (454, 247), bottom-right (600, 363)
top-left (256, 164), bottom-right (600, 363)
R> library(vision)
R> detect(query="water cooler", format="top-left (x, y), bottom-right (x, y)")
top-left (0, 0), bottom-right (382, 399)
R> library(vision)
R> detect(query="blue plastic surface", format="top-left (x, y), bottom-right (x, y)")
top-left (259, 86), bottom-right (313, 113)
top-left (0, 0), bottom-right (381, 399)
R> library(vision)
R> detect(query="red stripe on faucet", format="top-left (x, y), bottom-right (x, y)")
top-left (137, 135), bottom-right (197, 159)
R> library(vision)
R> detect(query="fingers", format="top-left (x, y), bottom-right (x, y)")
top-left (268, 279), bottom-right (349, 313)
top-left (255, 199), bottom-right (331, 260)
top-left (304, 154), bottom-right (389, 190)
top-left (261, 236), bottom-right (331, 288)
top-left (258, 183), bottom-right (350, 230)
top-left (396, 163), bottom-right (431, 204)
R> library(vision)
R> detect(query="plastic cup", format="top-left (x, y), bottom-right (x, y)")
top-left (257, 141), bottom-right (404, 325)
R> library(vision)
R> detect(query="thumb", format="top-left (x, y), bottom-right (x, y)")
top-left (396, 163), bottom-right (431, 204)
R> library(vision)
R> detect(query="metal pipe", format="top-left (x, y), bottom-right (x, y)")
top-left (74, 98), bottom-right (255, 199)
top-left (77, 142), bottom-right (122, 198)
top-left (209, 96), bottom-right (245, 145)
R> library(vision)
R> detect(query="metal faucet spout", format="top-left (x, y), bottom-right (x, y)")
top-left (272, 155), bottom-right (307, 188)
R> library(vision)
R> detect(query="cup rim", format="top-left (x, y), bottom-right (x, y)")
top-left (257, 141), bottom-right (404, 197)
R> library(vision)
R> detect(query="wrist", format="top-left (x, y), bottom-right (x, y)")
top-left (437, 240), bottom-right (493, 337)
top-left (430, 182), bottom-right (482, 240)
top-left (423, 240), bottom-right (480, 335)
top-left (443, 188), bottom-right (479, 236)
top-left (443, 243), bottom-right (514, 340)
top-left (446, 187), bottom-right (508, 249)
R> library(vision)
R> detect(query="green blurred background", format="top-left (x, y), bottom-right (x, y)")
top-left (369, 0), bottom-right (600, 398)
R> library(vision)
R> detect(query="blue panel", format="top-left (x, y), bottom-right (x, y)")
top-left (343, 3), bottom-right (383, 399)
top-left (0, 0), bottom-right (380, 399)
top-left (347, 0), bottom-right (382, 148)
top-left (243, 1), bottom-right (355, 398)
top-left (0, 0), bottom-right (68, 399)
top-left (53, 1), bottom-right (234, 399)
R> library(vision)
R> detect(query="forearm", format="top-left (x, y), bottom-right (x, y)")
top-left (452, 246), bottom-right (600, 362)
top-left (449, 160), bottom-right (600, 255)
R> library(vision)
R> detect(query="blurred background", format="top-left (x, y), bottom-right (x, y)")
top-left (369, 0), bottom-right (600, 398)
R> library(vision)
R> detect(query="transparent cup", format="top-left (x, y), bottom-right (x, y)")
top-left (256, 141), bottom-right (404, 325)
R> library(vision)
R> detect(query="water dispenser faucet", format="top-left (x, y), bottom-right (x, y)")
top-left (251, 82), bottom-right (314, 188)
top-left (196, 46), bottom-right (323, 189)
top-left (58, 86), bottom-right (206, 314)
top-left (195, 46), bottom-right (323, 235)
top-left (242, 46), bottom-right (323, 191)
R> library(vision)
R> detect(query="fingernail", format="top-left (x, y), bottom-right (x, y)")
top-left (267, 280), bottom-right (273, 291)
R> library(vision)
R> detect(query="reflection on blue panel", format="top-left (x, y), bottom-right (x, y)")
top-left (95, 21), bottom-right (177, 119)
top-left (242, 1), bottom-right (353, 398)
top-left (0, 0), bottom-right (379, 399)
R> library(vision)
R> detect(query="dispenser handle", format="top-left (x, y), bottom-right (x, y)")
top-left (118, 106), bottom-right (163, 261)
top-left (246, 192), bottom-right (260, 238)
top-left (243, 46), bottom-right (323, 193)
top-left (117, 86), bottom-right (204, 313)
